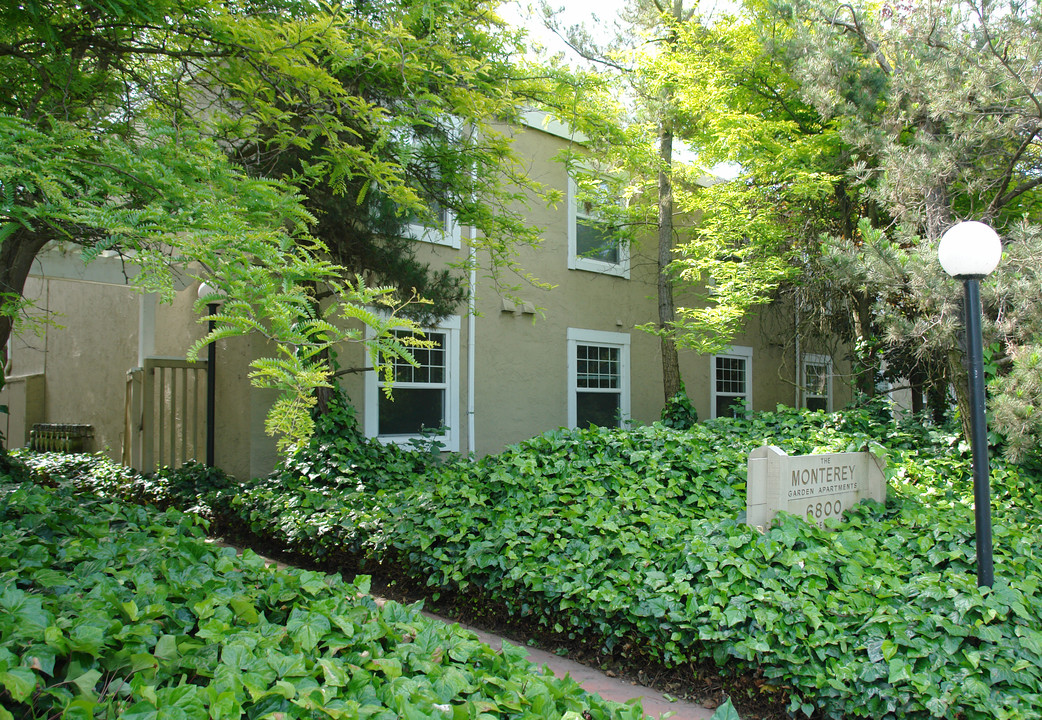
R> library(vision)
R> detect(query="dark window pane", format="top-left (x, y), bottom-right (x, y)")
top-left (577, 392), bottom-right (620, 428)
top-left (576, 219), bottom-right (619, 264)
top-left (806, 397), bottom-right (828, 413)
top-left (716, 356), bottom-right (747, 394)
top-left (390, 331), bottom-right (445, 384)
top-left (379, 388), bottom-right (444, 435)
top-left (407, 198), bottom-right (448, 231)
top-left (716, 394), bottom-right (746, 418)
top-left (805, 362), bottom-right (828, 396)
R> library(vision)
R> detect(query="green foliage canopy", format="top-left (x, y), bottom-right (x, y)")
top-left (659, 0), bottom-right (1042, 456)
top-left (545, 0), bottom-right (796, 357)
top-left (0, 0), bottom-right (558, 443)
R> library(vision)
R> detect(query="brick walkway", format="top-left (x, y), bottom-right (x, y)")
top-left (209, 540), bottom-right (718, 720)
top-left (430, 611), bottom-right (718, 720)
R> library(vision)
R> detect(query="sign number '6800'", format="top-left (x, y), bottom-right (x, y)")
top-left (793, 499), bottom-right (844, 528)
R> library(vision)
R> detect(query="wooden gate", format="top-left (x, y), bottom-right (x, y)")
top-left (124, 357), bottom-right (208, 472)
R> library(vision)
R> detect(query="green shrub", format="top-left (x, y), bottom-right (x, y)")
top-left (660, 384), bottom-right (698, 429)
top-left (16, 452), bottom-right (236, 521)
top-left (0, 474), bottom-right (642, 720)
top-left (224, 407), bottom-right (1042, 720)
top-left (18, 406), bottom-right (1042, 719)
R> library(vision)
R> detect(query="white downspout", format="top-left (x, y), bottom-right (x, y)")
top-left (467, 232), bottom-right (477, 456)
top-left (794, 301), bottom-right (801, 408)
top-left (138, 293), bottom-right (156, 367)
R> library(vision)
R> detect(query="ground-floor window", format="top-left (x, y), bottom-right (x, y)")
top-left (365, 316), bottom-right (460, 451)
top-left (711, 346), bottom-right (752, 418)
top-left (567, 328), bottom-right (630, 428)
top-left (802, 353), bottom-right (832, 412)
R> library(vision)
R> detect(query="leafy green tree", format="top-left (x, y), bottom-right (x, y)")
top-left (544, 0), bottom-right (795, 405)
top-left (0, 0), bottom-right (554, 443)
top-left (674, 0), bottom-right (1042, 455)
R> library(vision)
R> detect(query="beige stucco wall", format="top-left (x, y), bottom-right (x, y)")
top-left (336, 122), bottom-right (858, 457)
top-left (3, 277), bottom-right (140, 455)
top-left (0, 373), bottom-right (45, 447)
top-left (1, 272), bottom-right (268, 479)
top-left (3, 121), bottom-right (856, 478)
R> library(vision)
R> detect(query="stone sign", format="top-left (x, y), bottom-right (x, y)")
top-left (746, 445), bottom-right (886, 531)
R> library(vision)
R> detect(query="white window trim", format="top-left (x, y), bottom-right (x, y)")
top-left (802, 353), bottom-right (833, 412)
top-left (405, 208), bottom-right (461, 249)
top-left (364, 315), bottom-right (461, 451)
top-left (395, 121), bottom-right (463, 249)
top-left (566, 177), bottom-right (629, 278)
top-left (566, 328), bottom-right (631, 429)
top-left (711, 345), bottom-right (753, 419)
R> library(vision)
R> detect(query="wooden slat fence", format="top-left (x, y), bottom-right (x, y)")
top-left (124, 357), bottom-right (207, 472)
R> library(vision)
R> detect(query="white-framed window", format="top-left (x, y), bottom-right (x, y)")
top-left (567, 328), bottom-right (630, 428)
top-left (365, 315), bottom-right (460, 451)
top-left (711, 345), bottom-right (752, 419)
top-left (392, 123), bottom-right (462, 249)
top-left (405, 199), bottom-right (461, 248)
top-left (566, 177), bottom-right (629, 278)
top-left (802, 353), bottom-right (832, 412)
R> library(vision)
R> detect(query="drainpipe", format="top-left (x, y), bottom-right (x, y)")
top-left (467, 232), bottom-right (477, 456)
top-left (794, 301), bottom-right (801, 408)
top-left (138, 293), bottom-right (156, 368)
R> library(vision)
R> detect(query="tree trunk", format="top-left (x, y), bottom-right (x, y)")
top-left (0, 227), bottom-right (51, 362)
top-left (910, 382), bottom-right (925, 415)
top-left (851, 291), bottom-right (878, 398)
top-left (0, 228), bottom-right (51, 452)
top-left (657, 110), bottom-right (682, 403)
top-left (908, 364), bottom-right (925, 416)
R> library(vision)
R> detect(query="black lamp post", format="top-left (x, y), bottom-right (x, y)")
top-left (938, 221), bottom-right (1002, 588)
top-left (197, 282), bottom-right (223, 468)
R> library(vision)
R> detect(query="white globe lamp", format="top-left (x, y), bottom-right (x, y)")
top-left (938, 221), bottom-right (1002, 279)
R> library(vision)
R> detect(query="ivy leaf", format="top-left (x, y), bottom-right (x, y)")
top-left (0, 667), bottom-right (37, 703)
top-left (265, 652), bottom-right (307, 678)
top-left (229, 596), bottom-right (259, 624)
top-left (709, 699), bottom-right (741, 720)
top-left (208, 691), bottom-right (241, 719)
top-left (286, 610), bottom-right (331, 652)
top-left (121, 701), bottom-right (159, 720)
top-left (23, 646), bottom-right (56, 676)
top-left (71, 668), bottom-right (102, 698)
top-left (367, 658), bottom-right (403, 679)
top-left (154, 635), bottom-right (178, 664)
top-left (887, 659), bottom-right (913, 685)
top-left (68, 624), bottom-right (106, 656)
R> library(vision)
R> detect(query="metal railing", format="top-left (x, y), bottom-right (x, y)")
top-left (124, 357), bottom-right (207, 472)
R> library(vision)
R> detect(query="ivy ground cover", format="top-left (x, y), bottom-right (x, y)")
top-left (217, 407), bottom-right (1042, 720)
top-left (16, 406), bottom-right (1042, 719)
top-left (0, 473), bottom-right (645, 720)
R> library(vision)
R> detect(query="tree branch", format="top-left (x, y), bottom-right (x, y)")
top-left (331, 366), bottom-right (374, 378)
top-left (828, 4), bottom-right (892, 75)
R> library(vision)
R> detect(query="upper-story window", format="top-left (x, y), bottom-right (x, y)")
top-left (711, 345), bottom-right (752, 419)
top-left (802, 353), bottom-right (832, 412)
top-left (394, 124), bottom-right (462, 249)
top-left (567, 176), bottom-right (629, 278)
top-left (405, 197), bottom-right (461, 248)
